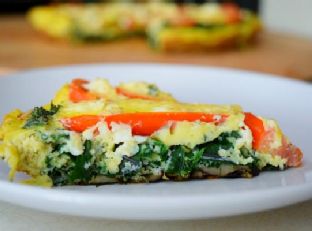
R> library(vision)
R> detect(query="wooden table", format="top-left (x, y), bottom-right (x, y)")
top-left (1, 15), bottom-right (312, 81)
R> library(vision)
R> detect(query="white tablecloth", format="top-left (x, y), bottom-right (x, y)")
top-left (0, 200), bottom-right (311, 231)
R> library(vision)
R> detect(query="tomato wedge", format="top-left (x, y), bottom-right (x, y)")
top-left (61, 115), bottom-right (102, 133)
top-left (116, 87), bottom-right (157, 100)
top-left (244, 112), bottom-right (266, 150)
top-left (222, 3), bottom-right (241, 24)
top-left (60, 112), bottom-right (228, 135)
top-left (69, 79), bottom-right (97, 103)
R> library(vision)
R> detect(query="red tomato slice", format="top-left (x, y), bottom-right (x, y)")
top-left (69, 79), bottom-right (97, 103)
top-left (60, 112), bottom-right (228, 135)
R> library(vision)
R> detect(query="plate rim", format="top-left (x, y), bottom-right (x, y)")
top-left (1, 62), bottom-right (311, 88)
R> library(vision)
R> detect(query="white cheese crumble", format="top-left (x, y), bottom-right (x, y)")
top-left (82, 125), bottom-right (96, 141)
top-left (60, 100), bottom-right (107, 117)
top-left (115, 140), bottom-right (139, 157)
top-left (122, 161), bottom-right (139, 173)
top-left (89, 122), bottom-right (143, 174)
top-left (98, 122), bottom-right (110, 136)
top-left (236, 125), bottom-right (253, 150)
top-left (84, 78), bottom-right (116, 98)
top-left (213, 115), bottom-right (221, 122)
top-left (133, 135), bottom-right (147, 143)
top-left (111, 122), bottom-right (133, 143)
top-left (61, 131), bottom-right (84, 156)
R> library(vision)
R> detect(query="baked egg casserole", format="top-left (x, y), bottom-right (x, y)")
top-left (28, 2), bottom-right (261, 51)
top-left (0, 78), bottom-right (302, 187)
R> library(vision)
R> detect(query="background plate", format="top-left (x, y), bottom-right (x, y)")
top-left (0, 64), bottom-right (311, 220)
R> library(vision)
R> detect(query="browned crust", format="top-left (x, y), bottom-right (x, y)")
top-left (84, 167), bottom-right (257, 186)
top-left (159, 35), bottom-right (238, 53)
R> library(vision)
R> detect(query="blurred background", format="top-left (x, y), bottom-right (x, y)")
top-left (1, 0), bottom-right (260, 13)
top-left (0, 0), bottom-right (311, 81)
top-left (1, 0), bottom-right (311, 38)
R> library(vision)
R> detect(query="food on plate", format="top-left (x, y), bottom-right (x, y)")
top-left (27, 2), bottom-right (261, 51)
top-left (0, 78), bottom-right (302, 187)
top-left (54, 78), bottom-right (176, 104)
top-left (147, 3), bottom-right (261, 51)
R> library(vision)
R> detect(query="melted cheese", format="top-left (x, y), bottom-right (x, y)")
top-left (57, 100), bottom-right (118, 118)
top-left (256, 152), bottom-right (287, 170)
top-left (153, 121), bottom-right (218, 148)
top-left (85, 78), bottom-right (118, 99)
top-left (116, 99), bottom-right (242, 114)
top-left (153, 113), bottom-right (244, 148)
top-left (117, 81), bottom-right (175, 100)
top-left (118, 81), bottom-right (158, 96)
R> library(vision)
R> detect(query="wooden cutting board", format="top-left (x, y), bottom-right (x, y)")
top-left (0, 15), bottom-right (312, 81)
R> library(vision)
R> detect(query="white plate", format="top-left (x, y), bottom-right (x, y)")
top-left (0, 64), bottom-right (311, 220)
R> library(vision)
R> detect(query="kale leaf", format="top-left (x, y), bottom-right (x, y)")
top-left (45, 153), bottom-right (72, 186)
top-left (199, 131), bottom-right (240, 157)
top-left (23, 104), bottom-right (60, 128)
top-left (134, 138), bottom-right (168, 162)
top-left (118, 156), bottom-right (142, 181)
top-left (197, 131), bottom-right (259, 169)
top-left (68, 140), bottom-right (96, 184)
top-left (165, 146), bottom-right (203, 178)
top-left (117, 139), bottom-right (167, 181)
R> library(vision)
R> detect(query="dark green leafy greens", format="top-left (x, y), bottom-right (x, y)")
top-left (44, 139), bottom-right (97, 185)
top-left (68, 140), bottom-right (97, 184)
top-left (116, 139), bottom-right (167, 181)
top-left (45, 153), bottom-right (72, 186)
top-left (43, 131), bottom-right (260, 186)
top-left (147, 84), bottom-right (159, 96)
top-left (198, 131), bottom-right (241, 168)
top-left (24, 104), bottom-right (60, 128)
top-left (118, 156), bottom-right (142, 181)
top-left (165, 146), bottom-right (203, 178)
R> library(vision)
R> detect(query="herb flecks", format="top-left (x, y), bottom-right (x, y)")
top-left (23, 104), bottom-right (60, 128)
top-left (147, 84), bottom-right (159, 96)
